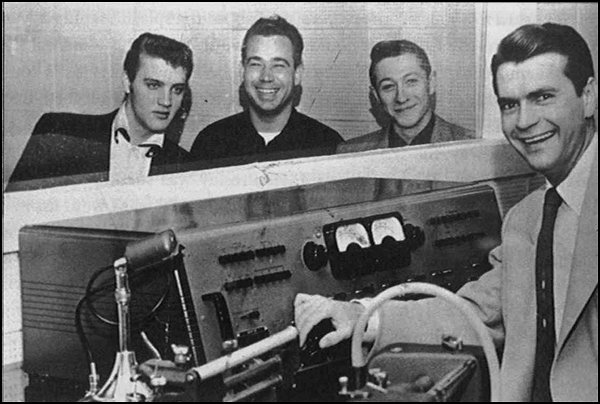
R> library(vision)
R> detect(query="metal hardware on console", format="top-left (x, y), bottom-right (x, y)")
top-left (79, 231), bottom-right (179, 402)
top-left (20, 184), bottom-right (502, 401)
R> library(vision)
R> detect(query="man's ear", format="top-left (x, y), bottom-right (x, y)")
top-left (428, 70), bottom-right (437, 96)
top-left (122, 72), bottom-right (131, 95)
top-left (294, 63), bottom-right (304, 86)
top-left (582, 77), bottom-right (597, 119)
top-left (369, 86), bottom-right (381, 105)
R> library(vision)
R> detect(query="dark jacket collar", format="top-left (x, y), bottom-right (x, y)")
top-left (388, 113), bottom-right (435, 147)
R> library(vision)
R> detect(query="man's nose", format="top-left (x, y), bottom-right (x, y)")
top-left (395, 86), bottom-right (409, 103)
top-left (260, 66), bottom-right (274, 82)
top-left (516, 104), bottom-right (539, 131)
top-left (158, 88), bottom-right (172, 107)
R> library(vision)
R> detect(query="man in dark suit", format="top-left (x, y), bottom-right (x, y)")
top-left (340, 39), bottom-right (474, 153)
top-left (338, 40), bottom-right (475, 197)
top-left (190, 15), bottom-right (343, 169)
top-left (7, 33), bottom-right (195, 191)
top-left (296, 23), bottom-right (597, 401)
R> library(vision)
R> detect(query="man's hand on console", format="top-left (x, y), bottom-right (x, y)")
top-left (294, 293), bottom-right (366, 349)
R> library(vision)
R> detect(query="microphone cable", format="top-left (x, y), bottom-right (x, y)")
top-left (74, 260), bottom-right (173, 371)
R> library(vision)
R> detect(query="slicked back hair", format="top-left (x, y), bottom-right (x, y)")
top-left (491, 23), bottom-right (594, 96)
top-left (124, 32), bottom-right (194, 82)
top-left (241, 15), bottom-right (304, 68)
top-left (369, 40), bottom-right (432, 88)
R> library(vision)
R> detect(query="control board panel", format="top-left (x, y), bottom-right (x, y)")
top-left (19, 183), bottom-right (502, 396)
top-left (177, 184), bottom-right (502, 362)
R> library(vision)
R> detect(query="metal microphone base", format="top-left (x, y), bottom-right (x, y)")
top-left (92, 351), bottom-right (152, 402)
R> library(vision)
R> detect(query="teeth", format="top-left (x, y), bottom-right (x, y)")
top-left (523, 131), bottom-right (554, 144)
top-left (257, 88), bottom-right (277, 94)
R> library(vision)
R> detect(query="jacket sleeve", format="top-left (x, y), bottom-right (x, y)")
top-left (7, 114), bottom-right (56, 184)
top-left (371, 246), bottom-right (505, 355)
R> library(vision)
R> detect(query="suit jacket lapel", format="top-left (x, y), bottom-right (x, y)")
top-left (370, 126), bottom-right (390, 149)
top-left (557, 146), bottom-right (598, 351)
top-left (430, 115), bottom-right (444, 143)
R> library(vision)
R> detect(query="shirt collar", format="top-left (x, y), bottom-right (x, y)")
top-left (112, 104), bottom-right (165, 148)
top-left (388, 114), bottom-right (435, 148)
top-left (241, 108), bottom-right (300, 146)
top-left (554, 133), bottom-right (597, 215)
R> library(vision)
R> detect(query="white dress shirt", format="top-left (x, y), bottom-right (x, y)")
top-left (552, 133), bottom-right (596, 333)
top-left (258, 131), bottom-right (281, 145)
top-left (109, 105), bottom-right (165, 183)
top-left (360, 133), bottom-right (598, 340)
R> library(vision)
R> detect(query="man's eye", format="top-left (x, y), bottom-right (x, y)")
top-left (500, 102), bottom-right (517, 111)
top-left (380, 84), bottom-right (396, 92)
top-left (405, 78), bottom-right (419, 85)
top-left (536, 94), bottom-right (553, 102)
top-left (147, 82), bottom-right (159, 90)
top-left (173, 87), bottom-right (184, 95)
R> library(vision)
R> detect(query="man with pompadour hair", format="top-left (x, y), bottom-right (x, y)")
top-left (8, 32), bottom-right (196, 190)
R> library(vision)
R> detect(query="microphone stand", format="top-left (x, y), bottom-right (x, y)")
top-left (92, 257), bottom-right (151, 402)
top-left (81, 230), bottom-right (177, 402)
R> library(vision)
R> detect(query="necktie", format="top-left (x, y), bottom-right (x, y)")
top-left (141, 145), bottom-right (160, 158)
top-left (116, 128), bottom-right (160, 157)
top-left (531, 187), bottom-right (562, 402)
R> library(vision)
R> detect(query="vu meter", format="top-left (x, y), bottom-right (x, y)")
top-left (323, 212), bottom-right (417, 280)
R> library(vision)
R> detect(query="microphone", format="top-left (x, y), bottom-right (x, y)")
top-left (124, 230), bottom-right (178, 270)
top-left (85, 230), bottom-right (179, 402)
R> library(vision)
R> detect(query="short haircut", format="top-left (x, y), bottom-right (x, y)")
top-left (124, 33), bottom-right (194, 82)
top-left (241, 15), bottom-right (304, 68)
top-left (369, 40), bottom-right (432, 88)
top-left (491, 22), bottom-right (594, 96)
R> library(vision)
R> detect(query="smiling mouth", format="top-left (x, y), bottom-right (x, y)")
top-left (256, 88), bottom-right (279, 95)
top-left (522, 130), bottom-right (556, 145)
top-left (394, 105), bottom-right (416, 113)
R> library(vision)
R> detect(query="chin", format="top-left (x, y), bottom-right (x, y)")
top-left (524, 155), bottom-right (558, 174)
top-left (393, 118), bottom-right (418, 129)
top-left (252, 101), bottom-right (286, 116)
top-left (148, 124), bottom-right (169, 134)
top-left (258, 104), bottom-right (280, 112)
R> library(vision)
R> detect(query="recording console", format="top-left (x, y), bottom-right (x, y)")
top-left (178, 184), bottom-right (501, 362)
top-left (20, 183), bottom-right (502, 401)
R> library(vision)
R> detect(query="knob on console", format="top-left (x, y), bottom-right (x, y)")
top-left (404, 223), bottom-right (425, 250)
top-left (300, 319), bottom-right (335, 366)
top-left (302, 241), bottom-right (328, 271)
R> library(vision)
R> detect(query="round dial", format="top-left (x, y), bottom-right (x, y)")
top-left (371, 217), bottom-right (405, 245)
top-left (335, 223), bottom-right (370, 252)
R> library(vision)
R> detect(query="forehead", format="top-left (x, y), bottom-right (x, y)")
top-left (496, 53), bottom-right (571, 97)
top-left (375, 53), bottom-right (426, 80)
top-left (135, 54), bottom-right (187, 83)
top-left (245, 35), bottom-right (294, 61)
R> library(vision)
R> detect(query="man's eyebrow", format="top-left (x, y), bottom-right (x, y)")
top-left (527, 87), bottom-right (558, 99)
top-left (376, 77), bottom-right (394, 87)
top-left (271, 57), bottom-right (291, 66)
top-left (496, 97), bottom-right (516, 105)
top-left (403, 71), bottom-right (425, 78)
top-left (143, 78), bottom-right (163, 84)
top-left (497, 87), bottom-right (559, 104)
